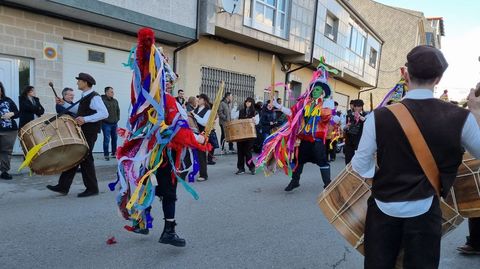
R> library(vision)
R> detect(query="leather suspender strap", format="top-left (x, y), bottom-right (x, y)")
top-left (386, 103), bottom-right (441, 196)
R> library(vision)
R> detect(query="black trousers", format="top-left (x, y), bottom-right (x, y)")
top-left (292, 140), bottom-right (329, 184)
top-left (468, 217), bottom-right (480, 248)
top-left (155, 154), bottom-right (177, 219)
top-left (220, 124), bottom-right (234, 151)
top-left (237, 139), bottom-right (254, 171)
top-left (344, 144), bottom-right (355, 165)
top-left (58, 131), bottom-right (99, 192)
top-left (364, 196), bottom-right (442, 269)
top-left (197, 150), bottom-right (208, 179)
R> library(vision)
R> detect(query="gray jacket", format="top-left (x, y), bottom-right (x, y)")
top-left (218, 99), bottom-right (231, 126)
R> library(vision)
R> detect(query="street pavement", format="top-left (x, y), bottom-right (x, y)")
top-left (0, 153), bottom-right (479, 269)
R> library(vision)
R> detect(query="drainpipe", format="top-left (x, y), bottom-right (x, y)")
top-left (284, 0), bottom-right (319, 100)
top-left (173, 0), bottom-right (200, 73)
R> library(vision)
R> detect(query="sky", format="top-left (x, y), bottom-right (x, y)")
top-left (375, 0), bottom-right (480, 101)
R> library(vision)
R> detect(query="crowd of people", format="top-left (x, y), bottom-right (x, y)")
top-left (1, 41), bottom-right (480, 268)
top-left (0, 73), bottom-right (120, 187)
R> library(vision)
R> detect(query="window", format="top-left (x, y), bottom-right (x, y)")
top-left (200, 67), bottom-right (255, 105)
top-left (245, 0), bottom-right (290, 38)
top-left (324, 13), bottom-right (338, 42)
top-left (426, 32), bottom-right (436, 47)
top-left (348, 24), bottom-right (366, 57)
top-left (369, 48), bottom-right (378, 68)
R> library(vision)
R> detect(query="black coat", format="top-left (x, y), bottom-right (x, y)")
top-left (19, 96), bottom-right (44, 128)
top-left (0, 97), bottom-right (19, 131)
top-left (260, 107), bottom-right (276, 134)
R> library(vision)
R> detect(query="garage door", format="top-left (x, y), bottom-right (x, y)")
top-left (63, 40), bottom-right (132, 153)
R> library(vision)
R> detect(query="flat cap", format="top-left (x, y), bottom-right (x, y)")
top-left (406, 45), bottom-right (448, 79)
top-left (75, 72), bottom-right (96, 85)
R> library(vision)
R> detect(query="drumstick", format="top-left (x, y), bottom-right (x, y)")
top-left (48, 82), bottom-right (59, 99)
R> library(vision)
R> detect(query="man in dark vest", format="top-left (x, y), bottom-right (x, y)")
top-left (47, 73), bottom-right (109, 197)
top-left (352, 46), bottom-right (480, 268)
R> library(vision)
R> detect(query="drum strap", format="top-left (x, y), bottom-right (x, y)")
top-left (386, 103), bottom-right (441, 197)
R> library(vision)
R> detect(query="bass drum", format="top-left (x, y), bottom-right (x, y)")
top-left (446, 152), bottom-right (480, 218)
top-left (318, 164), bottom-right (464, 268)
top-left (18, 114), bottom-right (89, 175)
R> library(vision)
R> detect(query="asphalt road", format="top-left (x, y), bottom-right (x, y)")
top-left (0, 154), bottom-right (478, 268)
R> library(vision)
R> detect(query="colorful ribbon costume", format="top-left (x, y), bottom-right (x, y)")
top-left (255, 58), bottom-right (337, 176)
top-left (110, 28), bottom-right (210, 231)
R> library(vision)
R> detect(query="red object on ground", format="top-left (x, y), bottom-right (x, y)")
top-left (123, 225), bottom-right (135, 232)
top-left (106, 236), bottom-right (117, 245)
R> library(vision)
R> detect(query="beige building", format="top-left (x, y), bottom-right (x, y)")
top-left (0, 0), bottom-right (383, 152)
top-left (176, 0), bottom-right (383, 113)
top-left (348, 0), bottom-right (444, 106)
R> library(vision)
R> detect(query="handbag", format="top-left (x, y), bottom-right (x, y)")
top-left (209, 130), bottom-right (219, 149)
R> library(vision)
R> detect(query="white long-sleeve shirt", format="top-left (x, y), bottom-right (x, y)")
top-left (352, 89), bottom-right (480, 218)
top-left (80, 89), bottom-right (109, 123)
top-left (193, 106), bottom-right (211, 127)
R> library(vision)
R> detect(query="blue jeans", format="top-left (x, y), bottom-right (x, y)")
top-left (102, 122), bottom-right (117, 157)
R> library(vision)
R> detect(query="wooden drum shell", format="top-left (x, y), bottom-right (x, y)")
top-left (225, 119), bottom-right (256, 142)
top-left (18, 114), bottom-right (89, 175)
top-left (318, 164), bottom-right (464, 268)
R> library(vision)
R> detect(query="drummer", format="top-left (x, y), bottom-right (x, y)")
top-left (235, 97), bottom-right (257, 175)
top-left (47, 73), bottom-right (108, 197)
top-left (351, 46), bottom-right (480, 268)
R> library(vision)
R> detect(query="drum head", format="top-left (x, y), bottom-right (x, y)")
top-left (30, 144), bottom-right (88, 175)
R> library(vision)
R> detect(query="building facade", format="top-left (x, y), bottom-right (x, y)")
top-left (176, 0), bottom-right (383, 113)
top-left (348, 0), bottom-right (444, 106)
top-left (0, 0), bottom-right (198, 152)
top-left (0, 0), bottom-right (382, 152)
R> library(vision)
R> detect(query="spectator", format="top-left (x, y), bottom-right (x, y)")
top-left (186, 96), bottom-right (197, 112)
top-left (440, 89), bottom-right (449, 101)
top-left (260, 100), bottom-right (277, 143)
top-left (101, 86), bottom-right (119, 161)
top-left (0, 82), bottom-right (19, 180)
top-left (218, 92), bottom-right (234, 153)
top-left (55, 87), bottom-right (78, 116)
top-left (191, 94), bottom-right (211, 181)
top-left (344, 99), bottom-right (366, 164)
top-left (176, 89), bottom-right (186, 107)
top-left (19, 85), bottom-right (44, 128)
top-left (235, 97), bottom-right (257, 175)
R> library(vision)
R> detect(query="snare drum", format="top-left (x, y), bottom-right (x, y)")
top-left (318, 164), bottom-right (464, 267)
top-left (225, 119), bottom-right (256, 142)
top-left (18, 114), bottom-right (89, 175)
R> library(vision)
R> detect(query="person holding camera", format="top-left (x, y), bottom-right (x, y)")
top-left (344, 99), bottom-right (366, 165)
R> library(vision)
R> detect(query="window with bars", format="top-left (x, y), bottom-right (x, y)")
top-left (200, 67), bottom-right (256, 106)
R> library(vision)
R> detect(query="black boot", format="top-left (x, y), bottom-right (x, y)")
top-left (159, 220), bottom-right (186, 247)
top-left (320, 168), bottom-right (331, 189)
top-left (284, 178), bottom-right (300, 191)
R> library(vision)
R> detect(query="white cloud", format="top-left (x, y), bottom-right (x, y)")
top-left (436, 27), bottom-right (480, 101)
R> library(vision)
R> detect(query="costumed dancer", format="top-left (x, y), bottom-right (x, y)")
top-left (110, 28), bottom-right (210, 247)
top-left (255, 58), bottom-right (337, 192)
top-left (325, 101), bottom-right (341, 162)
